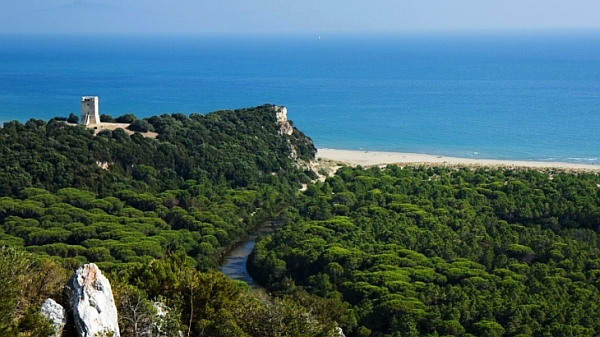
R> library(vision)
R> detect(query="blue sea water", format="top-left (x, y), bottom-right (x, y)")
top-left (1, 32), bottom-right (599, 164)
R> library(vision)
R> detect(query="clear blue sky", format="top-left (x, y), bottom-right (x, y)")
top-left (1, 0), bottom-right (599, 34)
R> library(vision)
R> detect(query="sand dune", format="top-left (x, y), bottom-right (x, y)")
top-left (317, 149), bottom-right (600, 172)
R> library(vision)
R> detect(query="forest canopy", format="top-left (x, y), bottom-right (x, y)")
top-left (249, 165), bottom-right (600, 336)
top-left (0, 104), bottom-right (316, 269)
top-left (3, 104), bottom-right (600, 336)
top-left (0, 105), bottom-right (346, 336)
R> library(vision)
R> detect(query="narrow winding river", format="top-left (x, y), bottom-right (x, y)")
top-left (219, 224), bottom-right (273, 290)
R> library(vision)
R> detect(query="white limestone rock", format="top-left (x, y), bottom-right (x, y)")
top-left (66, 263), bottom-right (120, 337)
top-left (40, 298), bottom-right (68, 337)
top-left (275, 106), bottom-right (294, 136)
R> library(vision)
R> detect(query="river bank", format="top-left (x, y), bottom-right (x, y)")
top-left (218, 223), bottom-right (274, 290)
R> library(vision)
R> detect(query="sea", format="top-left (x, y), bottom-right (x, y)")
top-left (1, 31), bottom-right (599, 164)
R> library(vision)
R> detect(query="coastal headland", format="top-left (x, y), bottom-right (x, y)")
top-left (317, 148), bottom-right (600, 172)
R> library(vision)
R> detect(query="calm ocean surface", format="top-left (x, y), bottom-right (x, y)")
top-left (1, 32), bottom-right (599, 163)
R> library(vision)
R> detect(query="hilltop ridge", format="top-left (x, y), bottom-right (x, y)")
top-left (0, 104), bottom-right (316, 195)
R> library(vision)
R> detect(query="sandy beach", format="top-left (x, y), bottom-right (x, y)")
top-left (317, 149), bottom-right (600, 172)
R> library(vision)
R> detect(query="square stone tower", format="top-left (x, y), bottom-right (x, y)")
top-left (81, 96), bottom-right (100, 125)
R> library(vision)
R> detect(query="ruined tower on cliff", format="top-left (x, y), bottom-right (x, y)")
top-left (81, 96), bottom-right (100, 126)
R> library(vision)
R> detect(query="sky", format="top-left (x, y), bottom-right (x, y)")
top-left (0, 0), bottom-right (599, 35)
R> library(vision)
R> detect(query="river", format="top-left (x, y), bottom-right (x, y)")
top-left (219, 223), bottom-right (274, 290)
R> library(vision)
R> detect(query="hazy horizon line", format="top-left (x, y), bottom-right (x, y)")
top-left (1, 27), bottom-right (600, 38)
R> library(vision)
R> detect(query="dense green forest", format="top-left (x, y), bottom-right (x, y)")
top-left (0, 105), bottom-right (315, 266)
top-left (249, 165), bottom-right (600, 336)
top-left (0, 105), bottom-right (345, 336)
top-left (3, 104), bottom-right (600, 336)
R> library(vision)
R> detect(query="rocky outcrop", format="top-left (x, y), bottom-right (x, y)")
top-left (66, 263), bottom-right (120, 337)
top-left (274, 105), bottom-right (299, 160)
top-left (96, 161), bottom-right (111, 170)
top-left (275, 106), bottom-right (293, 136)
top-left (40, 298), bottom-right (68, 337)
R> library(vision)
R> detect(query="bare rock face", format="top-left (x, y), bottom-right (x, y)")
top-left (66, 263), bottom-right (120, 337)
top-left (40, 298), bottom-right (68, 337)
top-left (275, 106), bottom-right (294, 136)
top-left (274, 105), bottom-right (299, 160)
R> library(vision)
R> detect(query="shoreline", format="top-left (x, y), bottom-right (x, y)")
top-left (317, 149), bottom-right (600, 172)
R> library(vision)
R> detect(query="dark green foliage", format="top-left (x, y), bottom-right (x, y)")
top-left (0, 184), bottom-right (285, 268)
top-left (115, 113), bottom-right (137, 123)
top-left (0, 105), bottom-right (316, 266)
top-left (249, 165), bottom-right (600, 336)
top-left (100, 114), bottom-right (116, 123)
top-left (0, 105), bottom-right (314, 195)
top-left (67, 113), bottom-right (79, 124)
top-left (16, 306), bottom-right (55, 337)
top-left (15, 103), bottom-right (600, 335)
top-left (0, 104), bottom-right (328, 337)
top-left (127, 119), bottom-right (153, 133)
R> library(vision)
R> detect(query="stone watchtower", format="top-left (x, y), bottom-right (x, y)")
top-left (81, 96), bottom-right (100, 125)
